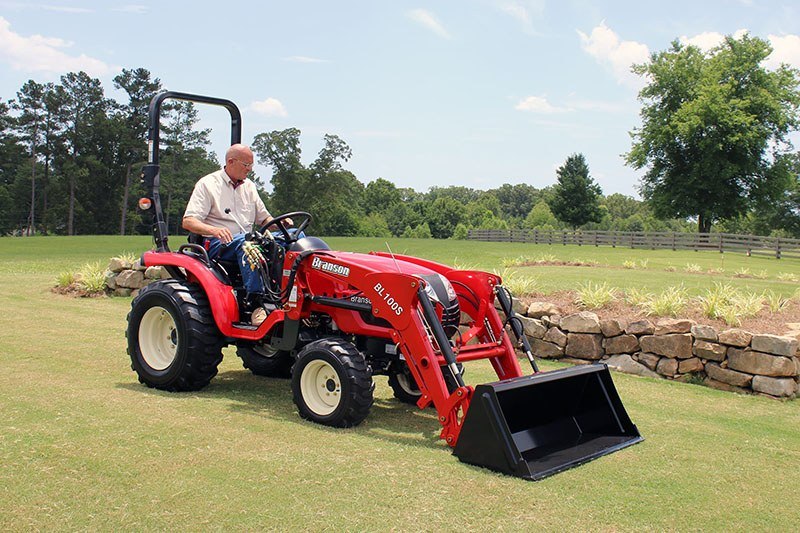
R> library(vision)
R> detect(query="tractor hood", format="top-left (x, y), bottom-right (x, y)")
top-left (309, 250), bottom-right (457, 304)
top-left (320, 251), bottom-right (439, 276)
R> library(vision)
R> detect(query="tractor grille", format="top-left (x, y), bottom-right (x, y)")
top-left (441, 298), bottom-right (460, 338)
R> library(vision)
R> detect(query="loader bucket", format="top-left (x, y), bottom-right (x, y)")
top-left (453, 364), bottom-right (642, 481)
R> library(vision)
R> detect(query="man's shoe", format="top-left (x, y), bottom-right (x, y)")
top-left (251, 306), bottom-right (268, 326)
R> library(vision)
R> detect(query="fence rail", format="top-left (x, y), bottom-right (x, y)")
top-left (467, 229), bottom-right (800, 259)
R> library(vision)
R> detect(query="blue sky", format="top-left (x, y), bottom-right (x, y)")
top-left (1, 1), bottom-right (799, 197)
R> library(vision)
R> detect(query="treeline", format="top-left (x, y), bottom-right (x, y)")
top-left (0, 68), bottom-right (796, 238)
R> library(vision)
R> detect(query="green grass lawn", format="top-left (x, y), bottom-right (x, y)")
top-left (1, 235), bottom-right (799, 530)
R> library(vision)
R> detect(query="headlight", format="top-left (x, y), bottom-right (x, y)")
top-left (422, 280), bottom-right (439, 303)
top-left (419, 274), bottom-right (457, 304)
top-left (440, 274), bottom-right (457, 302)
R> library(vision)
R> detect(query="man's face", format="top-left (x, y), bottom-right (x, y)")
top-left (227, 152), bottom-right (254, 182)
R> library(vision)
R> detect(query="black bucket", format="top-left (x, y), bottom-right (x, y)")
top-left (453, 364), bottom-right (642, 481)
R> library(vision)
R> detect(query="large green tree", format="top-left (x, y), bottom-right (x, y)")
top-left (253, 129), bottom-right (364, 235)
top-left (627, 34), bottom-right (800, 233)
top-left (549, 153), bottom-right (602, 229)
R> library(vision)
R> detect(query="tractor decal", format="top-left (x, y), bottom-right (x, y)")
top-left (311, 256), bottom-right (350, 277)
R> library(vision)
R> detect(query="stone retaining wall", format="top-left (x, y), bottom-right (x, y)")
top-left (514, 303), bottom-right (799, 399)
top-left (104, 258), bottom-right (168, 297)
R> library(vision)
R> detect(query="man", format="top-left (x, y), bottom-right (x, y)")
top-left (183, 144), bottom-right (271, 310)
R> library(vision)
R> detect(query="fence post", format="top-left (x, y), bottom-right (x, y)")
top-left (776, 237), bottom-right (781, 259)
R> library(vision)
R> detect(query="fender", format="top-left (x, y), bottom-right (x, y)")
top-left (142, 251), bottom-right (286, 340)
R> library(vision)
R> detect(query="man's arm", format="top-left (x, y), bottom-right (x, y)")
top-left (182, 216), bottom-right (233, 244)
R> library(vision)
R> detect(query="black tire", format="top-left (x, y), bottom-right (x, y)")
top-left (387, 361), bottom-right (423, 405)
top-left (236, 341), bottom-right (293, 378)
top-left (388, 361), bottom-right (463, 405)
top-left (126, 280), bottom-right (223, 391)
top-left (291, 338), bottom-right (373, 428)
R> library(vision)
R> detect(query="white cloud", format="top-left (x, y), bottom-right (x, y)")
top-left (41, 5), bottom-right (93, 13)
top-left (113, 5), bottom-right (148, 14)
top-left (679, 29), bottom-right (800, 69)
top-left (679, 29), bottom-right (748, 52)
top-left (765, 34), bottom-right (800, 69)
top-left (0, 16), bottom-right (112, 76)
top-left (407, 9), bottom-right (451, 39)
top-left (515, 95), bottom-right (571, 113)
top-left (499, 1), bottom-right (544, 33)
top-left (251, 98), bottom-right (287, 117)
top-left (283, 55), bottom-right (329, 63)
top-left (577, 22), bottom-right (650, 88)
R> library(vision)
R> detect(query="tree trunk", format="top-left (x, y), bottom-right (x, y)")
top-left (42, 158), bottom-right (49, 235)
top-left (698, 213), bottom-right (712, 234)
top-left (28, 147), bottom-right (36, 237)
top-left (68, 176), bottom-right (75, 236)
top-left (120, 162), bottom-right (132, 235)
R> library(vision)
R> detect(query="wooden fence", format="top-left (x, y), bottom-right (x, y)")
top-left (467, 229), bottom-right (800, 259)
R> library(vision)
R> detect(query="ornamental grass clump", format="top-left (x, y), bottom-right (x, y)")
top-left (683, 263), bottom-right (702, 273)
top-left (56, 271), bottom-right (77, 288)
top-left (731, 292), bottom-right (764, 318)
top-left (696, 283), bottom-right (738, 319)
top-left (763, 291), bottom-right (789, 313)
top-left (696, 283), bottom-right (767, 325)
top-left (624, 287), bottom-right (653, 307)
top-left (78, 261), bottom-right (108, 294)
top-left (643, 286), bottom-right (688, 317)
top-left (575, 282), bottom-right (617, 309)
top-left (494, 267), bottom-right (538, 296)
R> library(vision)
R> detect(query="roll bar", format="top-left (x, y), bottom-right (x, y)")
top-left (141, 91), bottom-right (243, 252)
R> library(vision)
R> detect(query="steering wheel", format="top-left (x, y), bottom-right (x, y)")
top-left (260, 211), bottom-right (312, 244)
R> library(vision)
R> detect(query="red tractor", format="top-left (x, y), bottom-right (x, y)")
top-left (128, 92), bottom-right (641, 480)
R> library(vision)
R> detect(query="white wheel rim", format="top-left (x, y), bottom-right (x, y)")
top-left (252, 343), bottom-right (280, 359)
top-left (139, 306), bottom-right (178, 371)
top-left (300, 360), bottom-right (341, 416)
top-left (396, 372), bottom-right (421, 397)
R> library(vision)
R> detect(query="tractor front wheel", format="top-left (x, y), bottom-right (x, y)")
top-left (291, 339), bottom-right (373, 428)
top-left (127, 280), bottom-right (223, 391)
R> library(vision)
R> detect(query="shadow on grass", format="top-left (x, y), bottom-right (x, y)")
top-left (117, 369), bottom-right (445, 452)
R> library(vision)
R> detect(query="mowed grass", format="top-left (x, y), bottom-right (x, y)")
top-left (1, 235), bottom-right (799, 530)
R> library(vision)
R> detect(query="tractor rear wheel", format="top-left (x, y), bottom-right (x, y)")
top-left (236, 341), bottom-right (292, 378)
top-left (127, 280), bottom-right (223, 391)
top-left (291, 338), bottom-right (373, 428)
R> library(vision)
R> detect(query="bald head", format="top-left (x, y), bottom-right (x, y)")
top-left (226, 143), bottom-right (253, 162)
top-left (224, 143), bottom-right (254, 183)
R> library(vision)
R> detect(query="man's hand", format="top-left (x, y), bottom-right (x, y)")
top-left (210, 226), bottom-right (233, 244)
top-left (270, 217), bottom-right (292, 228)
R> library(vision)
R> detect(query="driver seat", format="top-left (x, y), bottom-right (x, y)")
top-left (186, 232), bottom-right (243, 288)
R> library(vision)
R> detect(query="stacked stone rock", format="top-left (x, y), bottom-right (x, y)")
top-left (104, 258), bottom-right (168, 297)
top-left (514, 305), bottom-right (799, 400)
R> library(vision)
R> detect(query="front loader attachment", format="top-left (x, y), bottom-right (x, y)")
top-left (453, 364), bottom-right (642, 481)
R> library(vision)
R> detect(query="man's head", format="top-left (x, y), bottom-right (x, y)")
top-left (225, 144), bottom-right (254, 184)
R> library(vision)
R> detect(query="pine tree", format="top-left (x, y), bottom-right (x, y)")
top-left (549, 153), bottom-right (602, 229)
